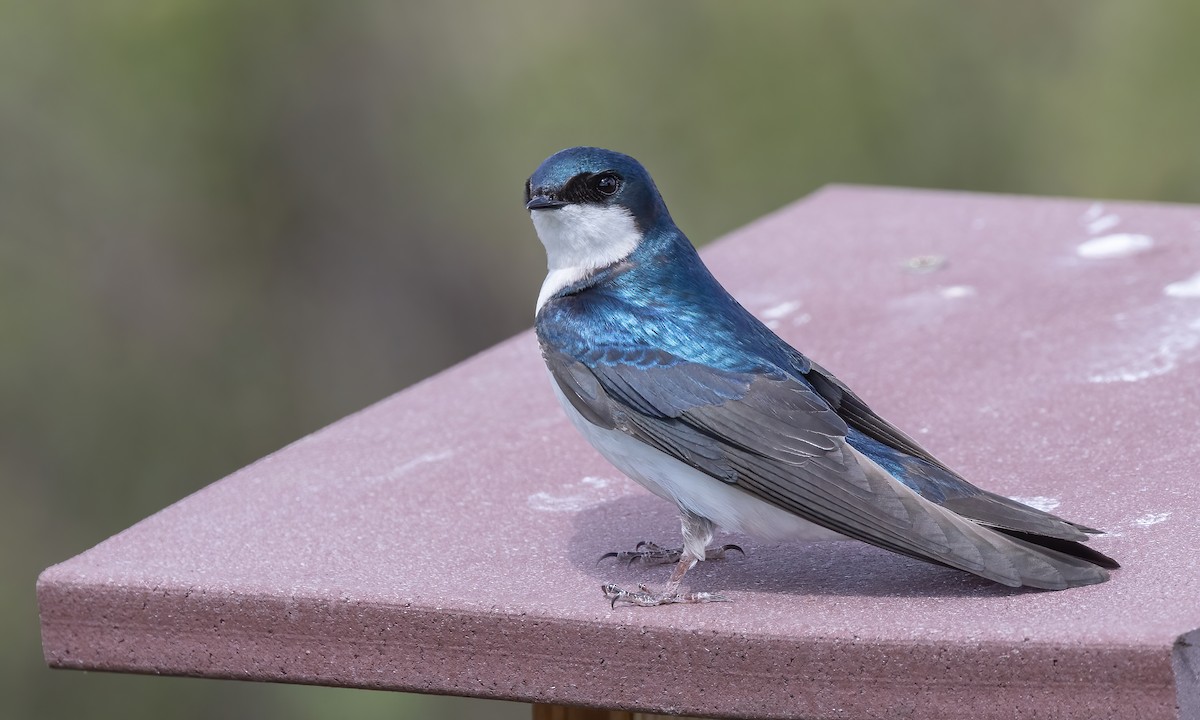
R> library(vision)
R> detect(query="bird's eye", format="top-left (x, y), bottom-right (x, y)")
top-left (595, 174), bottom-right (620, 196)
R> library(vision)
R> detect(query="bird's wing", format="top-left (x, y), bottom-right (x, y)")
top-left (802, 358), bottom-right (943, 466)
top-left (546, 346), bottom-right (1109, 589)
top-left (803, 359), bottom-right (1102, 539)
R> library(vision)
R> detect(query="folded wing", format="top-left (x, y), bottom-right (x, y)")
top-left (547, 347), bottom-right (1112, 589)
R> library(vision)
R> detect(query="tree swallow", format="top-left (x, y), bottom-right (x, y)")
top-left (526, 147), bottom-right (1118, 606)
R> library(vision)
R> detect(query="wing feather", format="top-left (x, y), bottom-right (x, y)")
top-left (804, 359), bottom-right (1105, 540)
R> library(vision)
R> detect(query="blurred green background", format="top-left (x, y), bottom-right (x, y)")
top-left (4, 1), bottom-right (1198, 718)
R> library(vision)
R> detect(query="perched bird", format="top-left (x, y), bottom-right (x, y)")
top-left (526, 147), bottom-right (1118, 606)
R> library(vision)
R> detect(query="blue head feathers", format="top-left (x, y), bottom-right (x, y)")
top-left (525, 147), bottom-right (671, 233)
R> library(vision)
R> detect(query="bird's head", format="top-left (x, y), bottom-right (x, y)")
top-left (525, 146), bottom-right (667, 223)
top-left (525, 148), bottom-right (673, 306)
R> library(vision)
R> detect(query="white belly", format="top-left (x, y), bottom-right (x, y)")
top-left (551, 379), bottom-right (847, 542)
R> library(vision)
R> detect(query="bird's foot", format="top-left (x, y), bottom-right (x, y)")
top-left (598, 541), bottom-right (744, 566)
top-left (601, 583), bottom-right (731, 607)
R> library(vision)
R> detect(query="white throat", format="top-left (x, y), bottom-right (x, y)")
top-left (531, 203), bottom-right (641, 314)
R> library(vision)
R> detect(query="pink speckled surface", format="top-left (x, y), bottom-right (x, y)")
top-left (39, 187), bottom-right (1200, 719)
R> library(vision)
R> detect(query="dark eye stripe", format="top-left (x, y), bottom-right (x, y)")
top-left (560, 172), bottom-right (622, 204)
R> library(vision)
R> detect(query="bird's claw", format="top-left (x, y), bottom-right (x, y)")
top-left (597, 542), bottom-right (744, 566)
top-left (710, 543), bottom-right (744, 560)
top-left (596, 540), bottom-right (679, 566)
top-left (601, 583), bottom-right (731, 607)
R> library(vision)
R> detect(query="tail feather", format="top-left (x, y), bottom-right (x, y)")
top-left (943, 512), bottom-right (1112, 590)
top-left (853, 453), bottom-right (1114, 590)
top-left (996, 528), bottom-right (1121, 570)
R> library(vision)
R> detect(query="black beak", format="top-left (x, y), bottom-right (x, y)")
top-left (526, 195), bottom-right (567, 210)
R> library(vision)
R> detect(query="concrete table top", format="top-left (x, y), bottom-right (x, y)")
top-left (39, 186), bottom-right (1200, 719)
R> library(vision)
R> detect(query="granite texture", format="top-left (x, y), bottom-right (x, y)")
top-left (39, 186), bottom-right (1200, 719)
